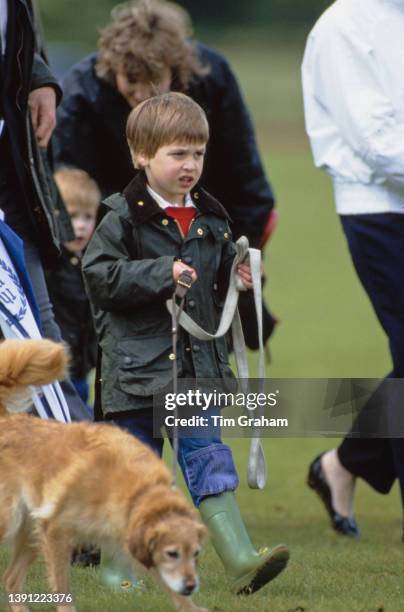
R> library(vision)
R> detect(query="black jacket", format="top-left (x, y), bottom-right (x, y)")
top-left (0, 0), bottom-right (73, 264)
top-left (54, 44), bottom-right (275, 247)
top-left (45, 247), bottom-right (97, 380)
top-left (82, 173), bottom-right (236, 416)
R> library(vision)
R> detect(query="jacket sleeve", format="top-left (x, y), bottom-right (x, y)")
top-left (30, 54), bottom-right (62, 105)
top-left (82, 210), bottom-right (175, 312)
top-left (196, 46), bottom-right (275, 246)
top-left (53, 65), bottom-right (102, 185)
top-left (302, 21), bottom-right (404, 187)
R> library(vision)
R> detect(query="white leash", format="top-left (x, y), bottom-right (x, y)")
top-left (167, 236), bottom-right (267, 489)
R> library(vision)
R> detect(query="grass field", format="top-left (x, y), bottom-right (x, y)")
top-left (0, 30), bottom-right (402, 612)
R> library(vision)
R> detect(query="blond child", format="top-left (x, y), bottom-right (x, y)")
top-left (82, 93), bottom-right (289, 595)
top-left (46, 169), bottom-right (100, 405)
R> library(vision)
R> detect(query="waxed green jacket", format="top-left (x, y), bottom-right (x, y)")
top-left (82, 172), bottom-right (237, 416)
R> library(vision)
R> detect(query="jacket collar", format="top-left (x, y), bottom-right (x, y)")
top-left (123, 171), bottom-right (232, 226)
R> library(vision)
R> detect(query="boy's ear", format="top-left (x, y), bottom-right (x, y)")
top-left (133, 152), bottom-right (149, 170)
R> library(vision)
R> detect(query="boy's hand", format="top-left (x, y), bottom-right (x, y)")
top-left (237, 263), bottom-right (253, 290)
top-left (173, 261), bottom-right (197, 284)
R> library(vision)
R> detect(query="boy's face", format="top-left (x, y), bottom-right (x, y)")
top-left (64, 205), bottom-right (97, 254)
top-left (137, 142), bottom-right (206, 205)
top-left (115, 68), bottom-right (172, 108)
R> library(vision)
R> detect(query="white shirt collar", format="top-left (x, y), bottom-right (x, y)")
top-left (146, 185), bottom-right (196, 209)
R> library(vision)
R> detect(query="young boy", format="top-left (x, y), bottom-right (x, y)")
top-left (46, 169), bottom-right (100, 406)
top-left (82, 92), bottom-right (289, 594)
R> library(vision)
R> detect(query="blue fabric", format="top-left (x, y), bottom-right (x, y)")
top-left (72, 378), bottom-right (90, 404)
top-left (114, 410), bottom-right (239, 506)
top-left (0, 219), bottom-right (41, 330)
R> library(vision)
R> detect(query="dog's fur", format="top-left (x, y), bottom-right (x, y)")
top-left (0, 339), bottom-right (208, 612)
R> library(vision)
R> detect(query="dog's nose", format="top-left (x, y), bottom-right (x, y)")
top-left (181, 581), bottom-right (196, 596)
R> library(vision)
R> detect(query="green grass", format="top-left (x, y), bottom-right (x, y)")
top-left (0, 32), bottom-right (401, 612)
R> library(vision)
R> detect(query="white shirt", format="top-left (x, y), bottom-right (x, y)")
top-left (302, 0), bottom-right (404, 215)
top-left (146, 185), bottom-right (196, 210)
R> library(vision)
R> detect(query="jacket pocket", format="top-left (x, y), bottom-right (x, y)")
top-left (118, 334), bottom-right (181, 397)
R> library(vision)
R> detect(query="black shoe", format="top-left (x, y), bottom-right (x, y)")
top-left (307, 453), bottom-right (359, 537)
top-left (72, 546), bottom-right (101, 567)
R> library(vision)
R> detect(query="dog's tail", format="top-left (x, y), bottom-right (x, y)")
top-left (0, 339), bottom-right (68, 415)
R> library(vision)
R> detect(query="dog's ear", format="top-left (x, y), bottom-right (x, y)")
top-left (127, 523), bottom-right (165, 569)
top-left (127, 526), bottom-right (153, 569)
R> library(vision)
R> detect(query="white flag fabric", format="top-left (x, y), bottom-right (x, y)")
top-left (0, 221), bottom-right (70, 422)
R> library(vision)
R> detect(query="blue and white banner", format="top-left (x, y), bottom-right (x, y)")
top-left (0, 220), bottom-right (70, 422)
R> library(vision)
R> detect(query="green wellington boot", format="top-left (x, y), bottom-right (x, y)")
top-left (199, 491), bottom-right (289, 595)
top-left (99, 550), bottom-right (142, 591)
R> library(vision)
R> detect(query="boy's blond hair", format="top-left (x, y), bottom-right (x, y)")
top-left (96, 0), bottom-right (206, 91)
top-left (126, 92), bottom-right (209, 164)
top-left (54, 169), bottom-right (101, 213)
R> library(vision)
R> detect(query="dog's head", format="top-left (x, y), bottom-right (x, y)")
top-left (127, 498), bottom-right (207, 596)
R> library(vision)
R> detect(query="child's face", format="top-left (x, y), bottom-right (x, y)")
top-left (137, 141), bottom-right (206, 204)
top-left (115, 68), bottom-right (172, 108)
top-left (64, 206), bottom-right (97, 254)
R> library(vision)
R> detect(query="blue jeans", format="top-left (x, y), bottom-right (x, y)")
top-left (114, 409), bottom-right (239, 507)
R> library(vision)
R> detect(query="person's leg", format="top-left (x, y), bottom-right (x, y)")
top-left (170, 412), bottom-right (289, 595)
top-left (100, 411), bottom-right (163, 589)
top-left (337, 378), bottom-right (396, 495)
top-left (310, 214), bottom-right (404, 532)
top-left (113, 411), bottom-right (164, 456)
top-left (74, 410), bottom-right (163, 570)
top-left (338, 214), bottom-right (404, 492)
top-left (317, 378), bottom-right (395, 524)
top-left (23, 240), bottom-right (91, 421)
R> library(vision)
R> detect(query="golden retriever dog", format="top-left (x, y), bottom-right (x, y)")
top-left (0, 339), bottom-right (208, 612)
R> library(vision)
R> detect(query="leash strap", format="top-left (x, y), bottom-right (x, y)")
top-left (166, 237), bottom-right (267, 489)
top-left (171, 270), bottom-right (193, 487)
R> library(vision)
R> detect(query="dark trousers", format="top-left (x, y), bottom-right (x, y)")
top-left (337, 213), bottom-right (404, 503)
